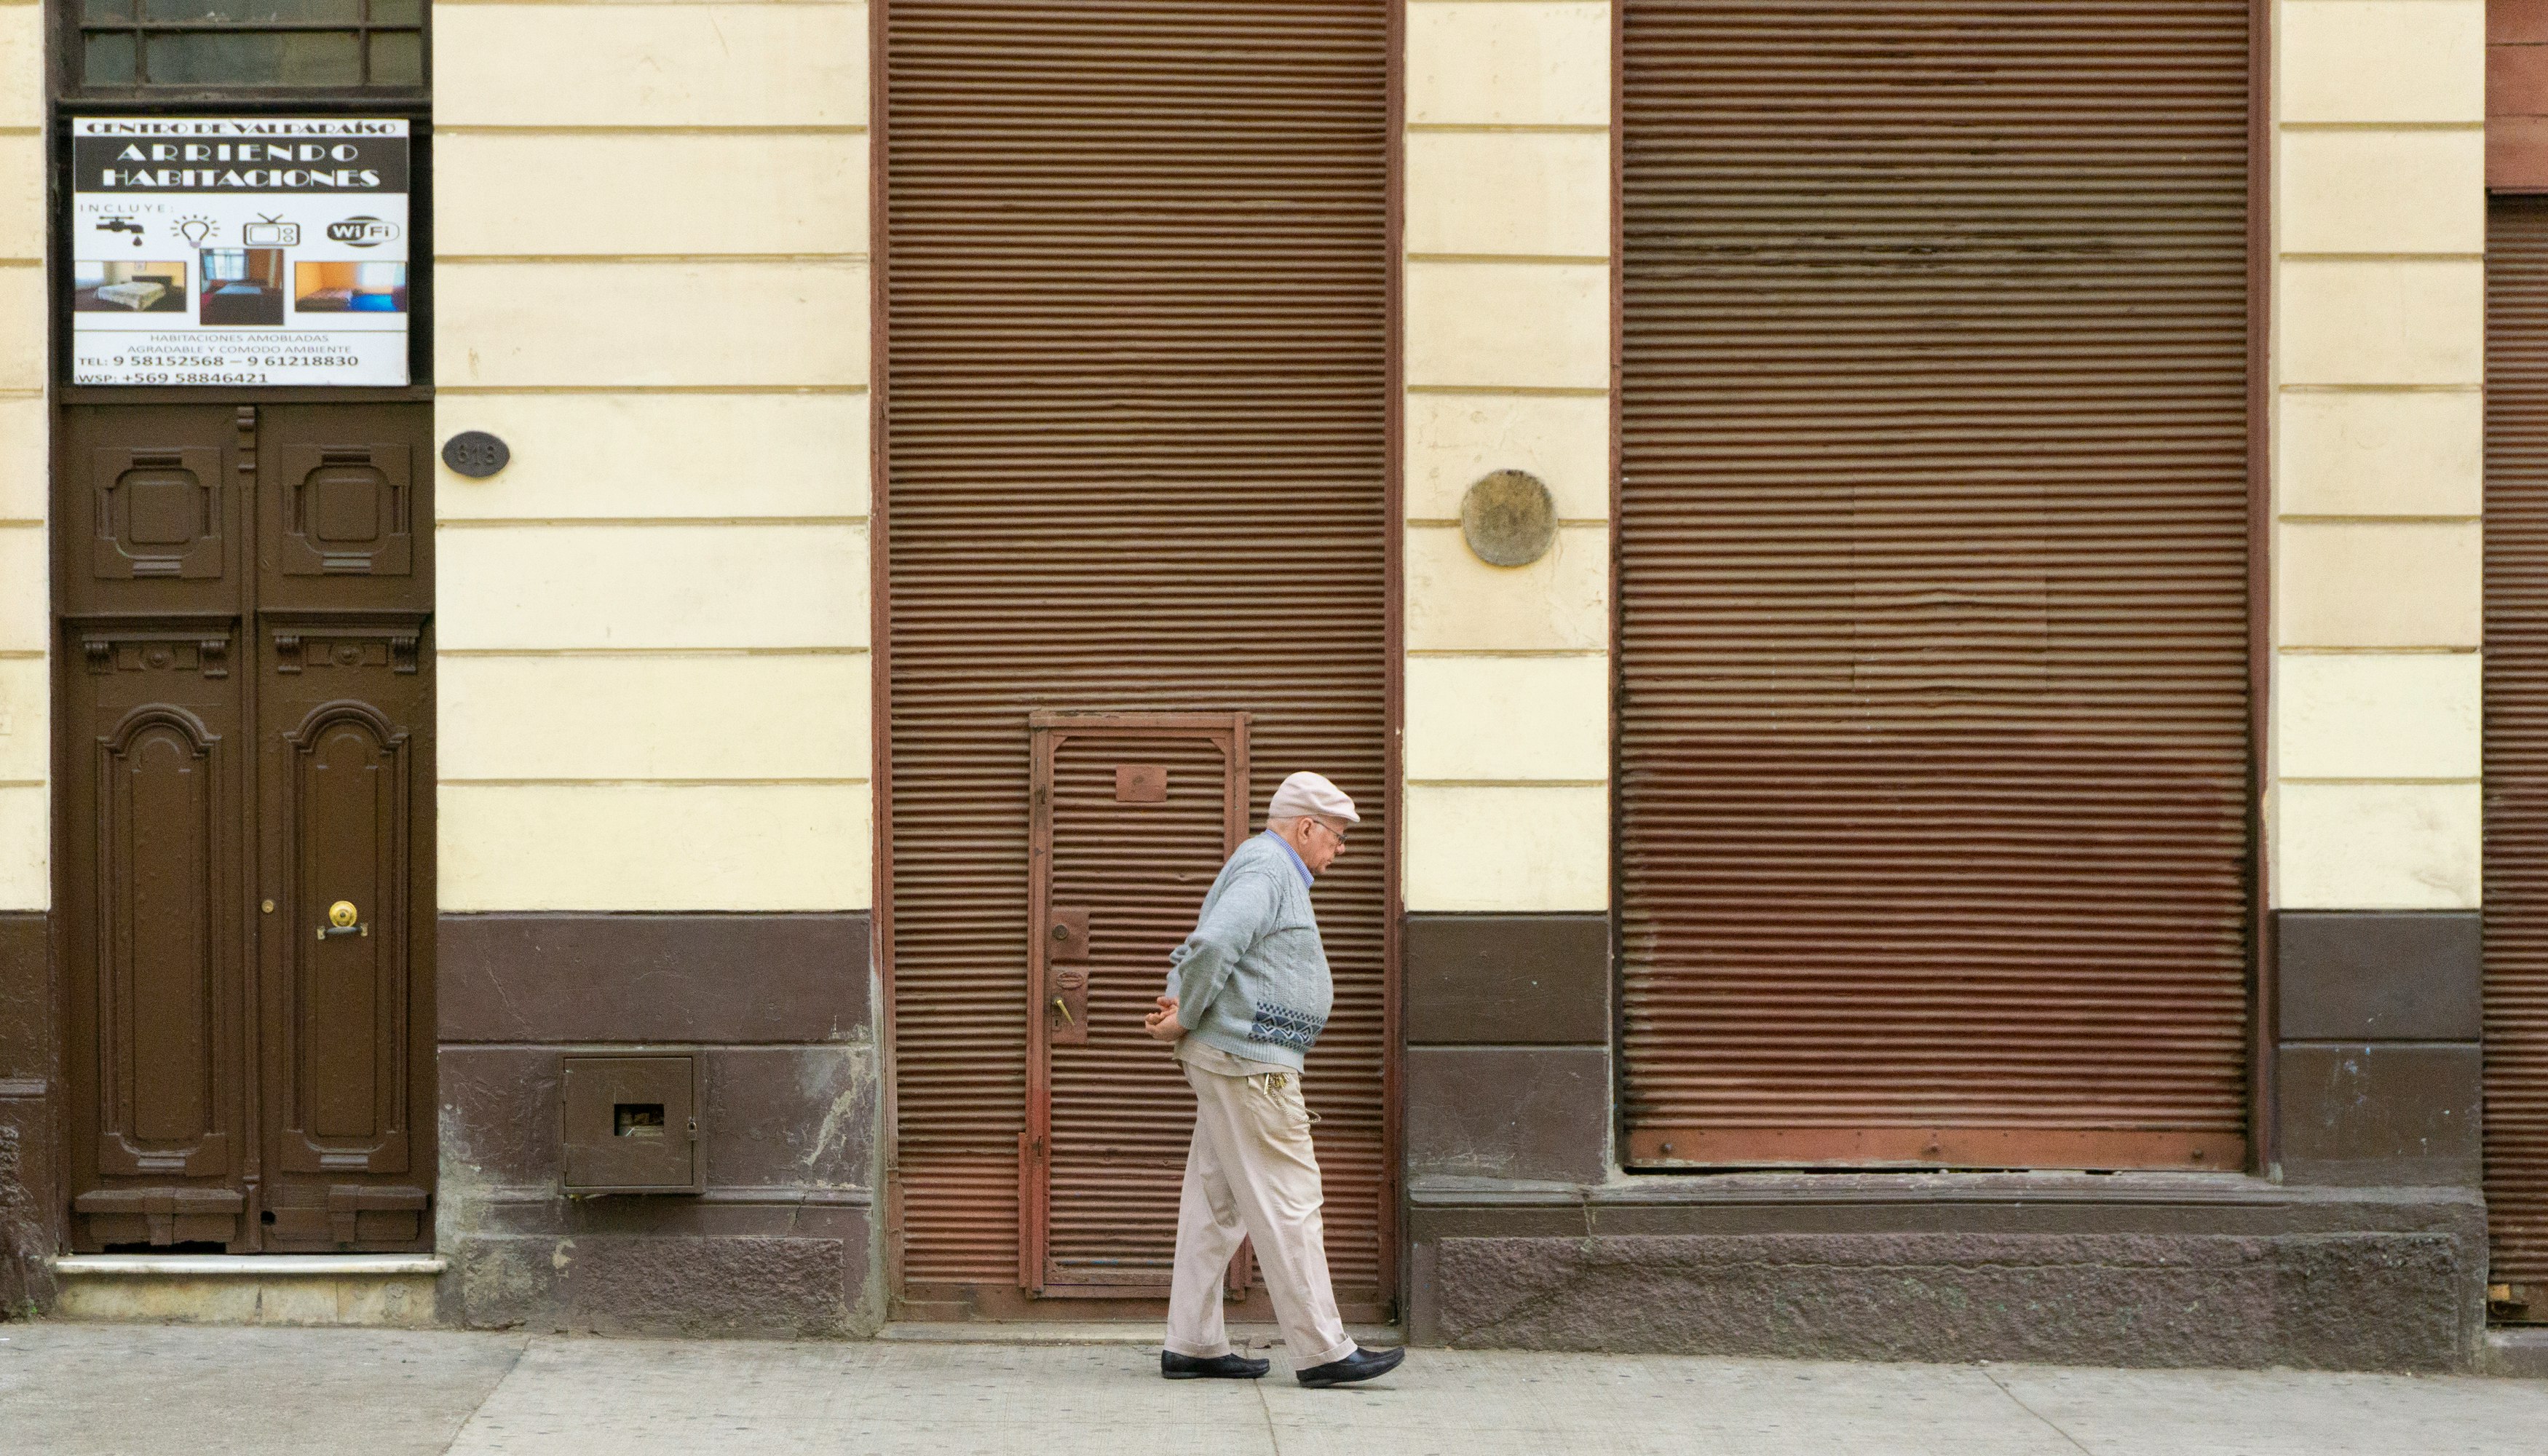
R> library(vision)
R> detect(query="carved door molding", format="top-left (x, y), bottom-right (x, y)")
top-left (90, 445), bottom-right (225, 580)
top-left (270, 442), bottom-right (414, 577)
top-left (86, 690), bottom-right (238, 1183)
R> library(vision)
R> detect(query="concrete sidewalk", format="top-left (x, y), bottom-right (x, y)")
top-left (3, 1323), bottom-right (2547, 1455)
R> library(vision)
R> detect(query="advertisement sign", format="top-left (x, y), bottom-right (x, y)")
top-left (70, 117), bottom-right (410, 387)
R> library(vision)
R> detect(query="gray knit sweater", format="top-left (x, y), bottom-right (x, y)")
top-left (1163, 831), bottom-right (1332, 1072)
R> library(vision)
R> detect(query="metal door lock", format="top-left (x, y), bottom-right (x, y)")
top-left (1048, 968), bottom-right (1090, 1045)
top-left (317, 899), bottom-right (368, 939)
top-left (1047, 906), bottom-right (1090, 960)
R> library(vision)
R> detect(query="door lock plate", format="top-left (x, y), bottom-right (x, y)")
top-left (1047, 906), bottom-right (1090, 961)
top-left (1048, 969), bottom-right (1089, 1046)
top-left (317, 898), bottom-right (368, 938)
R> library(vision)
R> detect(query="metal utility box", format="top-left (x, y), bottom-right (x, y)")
top-left (561, 1053), bottom-right (703, 1195)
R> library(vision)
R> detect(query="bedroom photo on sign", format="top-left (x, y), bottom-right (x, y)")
top-left (72, 260), bottom-right (186, 313)
top-left (199, 248), bottom-right (285, 326)
top-left (295, 261), bottom-right (408, 314)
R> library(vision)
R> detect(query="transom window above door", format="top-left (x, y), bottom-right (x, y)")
top-left (72, 0), bottom-right (426, 92)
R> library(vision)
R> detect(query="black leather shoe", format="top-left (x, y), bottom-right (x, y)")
top-left (1162, 1350), bottom-right (1271, 1380)
top-left (1295, 1345), bottom-right (1405, 1388)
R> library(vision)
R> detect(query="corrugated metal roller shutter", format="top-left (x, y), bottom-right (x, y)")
top-left (2487, 197), bottom-right (2548, 1310)
top-left (885, 1), bottom-right (1390, 1307)
top-left (1617, 1), bottom-right (2253, 1168)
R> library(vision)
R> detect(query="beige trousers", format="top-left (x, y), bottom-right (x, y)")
top-left (1163, 1061), bottom-right (1356, 1367)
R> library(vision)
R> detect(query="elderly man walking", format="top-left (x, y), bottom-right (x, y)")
top-left (1142, 770), bottom-right (1406, 1389)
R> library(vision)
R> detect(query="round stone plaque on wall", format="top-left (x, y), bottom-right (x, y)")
top-left (441, 430), bottom-right (511, 479)
top-left (1460, 469), bottom-right (1557, 566)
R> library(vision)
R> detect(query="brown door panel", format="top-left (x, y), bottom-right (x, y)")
top-left (250, 403), bottom-right (437, 1249)
top-left (73, 1188), bottom-right (247, 1249)
top-left (59, 407), bottom-right (250, 619)
top-left (258, 406), bottom-right (431, 609)
top-left (266, 1186), bottom-right (430, 1248)
top-left (62, 618), bottom-right (248, 1246)
top-left (259, 613), bottom-right (429, 1198)
top-left (269, 443), bottom-right (415, 579)
top-left (90, 446), bottom-right (225, 582)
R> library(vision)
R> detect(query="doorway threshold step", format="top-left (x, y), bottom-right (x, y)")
top-left (52, 1254), bottom-right (448, 1277)
top-left (47, 1254), bottom-right (447, 1327)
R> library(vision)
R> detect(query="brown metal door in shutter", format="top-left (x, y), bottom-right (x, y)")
top-left (1617, 2), bottom-right (2254, 1168)
top-left (1024, 714), bottom-right (1251, 1296)
top-left (2487, 197), bottom-right (2548, 1318)
top-left (884, 2), bottom-right (1391, 1315)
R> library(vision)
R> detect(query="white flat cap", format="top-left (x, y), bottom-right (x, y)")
top-left (1269, 771), bottom-right (1359, 825)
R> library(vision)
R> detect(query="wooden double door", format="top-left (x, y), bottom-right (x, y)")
top-left (55, 403), bottom-right (434, 1253)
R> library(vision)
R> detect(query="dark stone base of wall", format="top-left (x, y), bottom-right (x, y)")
top-left (0, 1116), bottom-right (56, 1315)
top-left (436, 911), bottom-right (882, 1339)
top-left (441, 1210), bottom-right (873, 1338)
top-left (2276, 911), bottom-right (2486, 1190)
top-left (1428, 1231), bottom-right (2463, 1370)
top-left (1409, 1178), bottom-right (2488, 1371)
top-left (0, 911), bottom-right (53, 1316)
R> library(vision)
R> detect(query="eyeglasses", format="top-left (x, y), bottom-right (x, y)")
top-left (1305, 819), bottom-right (1349, 847)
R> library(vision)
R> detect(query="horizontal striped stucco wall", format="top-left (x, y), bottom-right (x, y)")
top-left (432, 0), bottom-right (874, 911)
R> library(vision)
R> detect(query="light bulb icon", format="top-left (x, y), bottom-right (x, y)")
top-left (178, 218), bottom-right (213, 246)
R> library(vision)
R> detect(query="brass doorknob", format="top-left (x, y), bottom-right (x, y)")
top-left (317, 900), bottom-right (369, 940)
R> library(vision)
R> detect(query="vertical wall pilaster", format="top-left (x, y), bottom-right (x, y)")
top-left (1396, 2), bottom-right (1610, 922)
top-left (0, 0), bottom-right (47, 912)
top-left (0, 0), bottom-right (50, 1315)
top-left (1399, 2), bottom-right (1618, 1213)
top-left (2271, 0), bottom-right (2488, 1184)
top-left (1402, 0), bottom-right (1613, 917)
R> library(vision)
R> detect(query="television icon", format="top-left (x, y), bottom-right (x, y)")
top-left (242, 221), bottom-right (301, 247)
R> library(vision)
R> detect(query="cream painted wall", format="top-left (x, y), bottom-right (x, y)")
top-left (0, 0), bottom-right (44, 910)
top-left (432, 1), bottom-right (873, 911)
top-left (2270, 0), bottom-right (2487, 910)
top-left (1401, 1), bottom-right (1612, 914)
